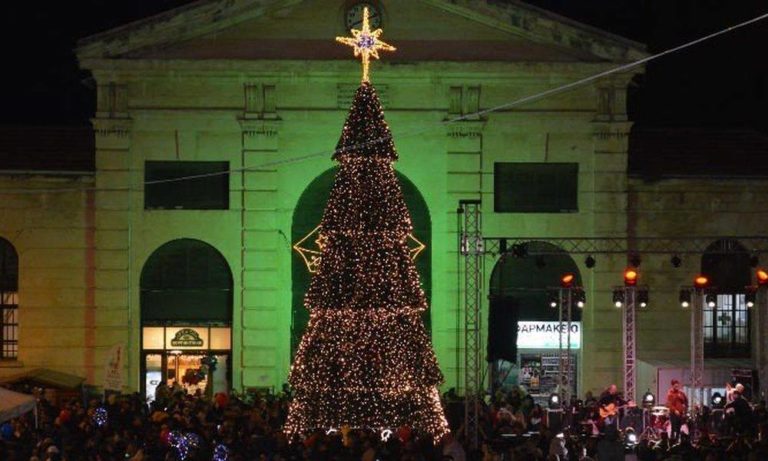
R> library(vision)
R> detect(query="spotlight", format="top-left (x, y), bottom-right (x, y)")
top-left (625, 429), bottom-right (638, 446)
top-left (637, 288), bottom-right (649, 308)
top-left (585, 255), bottom-right (596, 269)
top-left (642, 391), bottom-right (655, 408)
top-left (757, 268), bottom-right (768, 286)
top-left (548, 393), bottom-right (561, 409)
top-left (630, 254), bottom-right (641, 268)
top-left (624, 268), bottom-right (638, 286)
top-left (679, 289), bottom-right (691, 308)
top-left (711, 392), bottom-right (725, 409)
top-left (560, 273), bottom-right (575, 288)
top-left (613, 289), bottom-right (625, 308)
top-left (671, 255), bottom-right (682, 268)
top-left (547, 289), bottom-right (559, 308)
top-left (706, 293), bottom-right (717, 308)
top-left (750, 254), bottom-right (760, 268)
top-left (746, 287), bottom-right (756, 308)
top-left (573, 288), bottom-right (586, 308)
top-left (694, 275), bottom-right (710, 289)
top-left (511, 243), bottom-right (528, 258)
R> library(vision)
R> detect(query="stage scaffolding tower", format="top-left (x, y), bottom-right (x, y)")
top-left (458, 200), bottom-right (483, 449)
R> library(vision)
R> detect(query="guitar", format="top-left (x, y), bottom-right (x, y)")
top-left (599, 401), bottom-right (634, 419)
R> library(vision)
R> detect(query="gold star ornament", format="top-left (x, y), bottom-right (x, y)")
top-left (336, 6), bottom-right (396, 83)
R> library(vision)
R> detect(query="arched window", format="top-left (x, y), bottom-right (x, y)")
top-left (140, 239), bottom-right (233, 324)
top-left (0, 238), bottom-right (19, 359)
top-left (701, 239), bottom-right (751, 358)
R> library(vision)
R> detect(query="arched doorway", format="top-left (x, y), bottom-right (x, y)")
top-left (140, 239), bottom-right (233, 401)
top-left (488, 241), bottom-right (582, 399)
top-left (291, 167), bottom-right (431, 355)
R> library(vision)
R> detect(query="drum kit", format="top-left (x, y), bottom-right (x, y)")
top-left (644, 406), bottom-right (689, 439)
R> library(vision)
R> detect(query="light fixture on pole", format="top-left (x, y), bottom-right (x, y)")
top-left (613, 289), bottom-right (625, 308)
top-left (679, 289), bottom-right (692, 308)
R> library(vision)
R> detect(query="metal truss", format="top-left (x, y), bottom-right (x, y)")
top-left (458, 200), bottom-right (483, 449)
top-left (690, 290), bottom-right (705, 412)
top-left (482, 236), bottom-right (768, 255)
top-left (621, 287), bottom-right (637, 403)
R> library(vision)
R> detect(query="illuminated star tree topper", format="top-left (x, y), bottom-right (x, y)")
top-left (336, 6), bottom-right (396, 83)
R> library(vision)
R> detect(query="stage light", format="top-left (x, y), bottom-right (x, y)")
top-left (642, 391), bottom-right (655, 407)
top-left (746, 287), bottom-right (756, 308)
top-left (757, 269), bottom-right (768, 286)
top-left (637, 288), bottom-right (649, 308)
top-left (679, 289), bottom-right (691, 308)
top-left (711, 392), bottom-right (724, 409)
top-left (573, 288), bottom-right (586, 308)
top-left (547, 289), bottom-right (559, 308)
top-left (624, 268), bottom-right (638, 286)
top-left (560, 273), bottom-right (575, 288)
top-left (548, 393), bottom-right (561, 409)
top-left (613, 289), bottom-right (624, 308)
top-left (671, 255), bottom-right (682, 268)
top-left (706, 293), bottom-right (717, 308)
top-left (585, 255), bottom-right (596, 269)
top-left (512, 243), bottom-right (528, 258)
top-left (694, 275), bottom-right (710, 289)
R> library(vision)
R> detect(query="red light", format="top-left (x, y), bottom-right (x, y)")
top-left (561, 273), bottom-right (575, 287)
top-left (757, 269), bottom-right (768, 285)
top-left (694, 275), bottom-right (709, 288)
top-left (624, 268), bottom-right (638, 286)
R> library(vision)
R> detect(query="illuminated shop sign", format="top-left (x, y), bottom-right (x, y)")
top-left (517, 321), bottom-right (581, 349)
top-left (170, 328), bottom-right (204, 347)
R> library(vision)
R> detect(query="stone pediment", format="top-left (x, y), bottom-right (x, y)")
top-left (77, 0), bottom-right (646, 63)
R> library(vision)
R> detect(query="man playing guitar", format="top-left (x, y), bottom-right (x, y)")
top-left (598, 384), bottom-right (627, 428)
top-left (666, 379), bottom-right (688, 442)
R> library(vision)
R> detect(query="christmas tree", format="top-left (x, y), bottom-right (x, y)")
top-left (284, 8), bottom-right (449, 441)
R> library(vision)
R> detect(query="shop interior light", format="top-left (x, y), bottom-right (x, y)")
top-left (548, 393), bottom-right (561, 409)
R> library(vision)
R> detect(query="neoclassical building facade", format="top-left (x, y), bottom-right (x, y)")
top-left (1, 0), bottom-right (767, 403)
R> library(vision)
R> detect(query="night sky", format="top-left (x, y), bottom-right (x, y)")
top-left (1, 0), bottom-right (767, 133)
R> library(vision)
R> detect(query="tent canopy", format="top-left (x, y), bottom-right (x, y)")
top-left (0, 387), bottom-right (36, 424)
top-left (0, 368), bottom-right (85, 389)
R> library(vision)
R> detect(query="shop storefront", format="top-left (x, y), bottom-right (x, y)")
top-left (140, 239), bottom-right (234, 402)
top-left (509, 321), bottom-right (580, 401)
top-left (141, 325), bottom-right (232, 401)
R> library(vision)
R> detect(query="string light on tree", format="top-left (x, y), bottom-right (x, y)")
top-left (285, 22), bottom-right (448, 442)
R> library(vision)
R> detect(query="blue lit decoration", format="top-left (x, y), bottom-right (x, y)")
top-left (213, 443), bottom-right (229, 461)
top-left (93, 407), bottom-right (108, 427)
top-left (169, 431), bottom-right (200, 460)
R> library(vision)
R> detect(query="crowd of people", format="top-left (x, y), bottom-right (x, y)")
top-left (1, 381), bottom-right (768, 461)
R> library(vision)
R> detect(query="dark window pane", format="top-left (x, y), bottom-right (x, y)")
top-left (145, 161), bottom-right (229, 210)
top-left (494, 163), bottom-right (578, 213)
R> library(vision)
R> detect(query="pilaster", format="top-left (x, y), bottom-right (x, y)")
top-left (239, 82), bottom-right (284, 390)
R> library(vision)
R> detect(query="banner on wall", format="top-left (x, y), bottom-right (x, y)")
top-left (517, 321), bottom-right (581, 349)
top-left (103, 343), bottom-right (125, 392)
